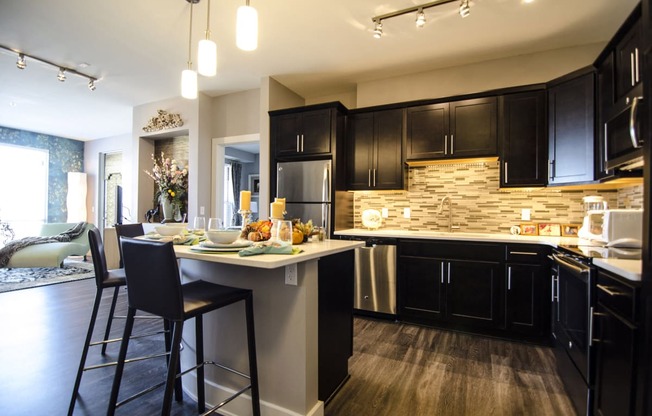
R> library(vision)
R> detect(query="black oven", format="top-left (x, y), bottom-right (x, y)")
top-left (551, 249), bottom-right (596, 416)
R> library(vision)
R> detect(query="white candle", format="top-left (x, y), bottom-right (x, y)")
top-left (240, 190), bottom-right (251, 211)
top-left (270, 201), bottom-right (284, 219)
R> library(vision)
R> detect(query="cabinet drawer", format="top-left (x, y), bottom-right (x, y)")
top-left (596, 269), bottom-right (639, 323)
top-left (399, 239), bottom-right (502, 261)
top-left (505, 244), bottom-right (549, 264)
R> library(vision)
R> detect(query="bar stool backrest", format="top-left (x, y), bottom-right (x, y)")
top-left (88, 228), bottom-right (109, 289)
top-left (120, 237), bottom-right (185, 321)
top-left (114, 223), bottom-right (145, 268)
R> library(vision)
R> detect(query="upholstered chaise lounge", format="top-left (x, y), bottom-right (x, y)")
top-left (6, 222), bottom-right (95, 268)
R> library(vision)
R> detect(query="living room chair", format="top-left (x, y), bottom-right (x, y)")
top-left (68, 228), bottom-right (178, 416)
top-left (108, 237), bottom-right (260, 415)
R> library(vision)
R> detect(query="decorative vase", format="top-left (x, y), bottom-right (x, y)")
top-left (160, 196), bottom-right (175, 221)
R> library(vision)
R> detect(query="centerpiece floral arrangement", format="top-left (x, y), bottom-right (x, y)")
top-left (145, 152), bottom-right (188, 216)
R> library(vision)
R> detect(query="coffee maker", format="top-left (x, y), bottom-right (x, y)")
top-left (577, 196), bottom-right (607, 240)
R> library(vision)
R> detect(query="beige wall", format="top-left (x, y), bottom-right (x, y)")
top-left (212, 89), bottom-right (261, 138)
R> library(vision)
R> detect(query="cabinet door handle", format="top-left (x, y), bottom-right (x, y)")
top-left (510, 251), bottom-right (537, 256)
top-left (451, 134), bottom-right (454, 154)
top-left (630, 52), bottom-right (635, 86)
top-left (296, 135), bottom-right (301, 152)
top-left (589, 306), bottom-right (595, 347)
top-left (635, 48), bottom-right (640, 83)
top-left (444, 135), bottom-right (448, 155)
top-left (597, 284), bottom-right (624, 297)
top-left (507, 266), bottom-right (512, 290)
top-left (368, 169), bottom-right (371, 187)
top-left (447, 263), bottom-right (451, 284)
top-left (373, 169), bottom-right (376, 187)
top-left (629, 96), bottom-right (643, 149)
top-left (441, 263), bottom-right (444, 284)
top-left (300, 134), bottom-right (304, 152)
top-left (604, 123), bottom-right (609, 164)
top-left (504, 162), bottom-right (508, 184)
top-left (548, 159), bottom-right (555, 180)
top-left (551, 275), bottom-right (557, 302)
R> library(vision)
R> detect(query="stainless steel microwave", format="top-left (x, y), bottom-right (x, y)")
top-left (604, 91), bottom-right (645, 171)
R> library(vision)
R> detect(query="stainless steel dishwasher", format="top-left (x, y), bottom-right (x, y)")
top-left (353, 237), bottom-right (397, 316)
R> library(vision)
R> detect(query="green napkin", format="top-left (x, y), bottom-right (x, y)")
top-left (238, 240), bottom-right (302, 257)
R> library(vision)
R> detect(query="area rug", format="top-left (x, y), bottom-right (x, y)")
top-left (0, 260), bottom-right (95, 293)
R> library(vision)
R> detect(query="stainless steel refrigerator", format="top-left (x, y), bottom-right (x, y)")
top-left (276, 160), bottom-right (331, 234)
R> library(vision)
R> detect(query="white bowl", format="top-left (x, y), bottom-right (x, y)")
top-left (206, 229), bottom-right (240, 244)
top-left (155, 224), bottom-right (187, 236)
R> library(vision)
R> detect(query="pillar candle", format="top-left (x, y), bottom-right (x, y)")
top-left (240, 190), bottom-right (251, 211)
top-left (274, 197), bottom-right (286, 213)
top-left (270, 201), bottom-right (284, 219)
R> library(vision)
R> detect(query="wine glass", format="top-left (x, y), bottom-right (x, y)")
top-left (208, 218), bottom-right (223, 231)
top-left (193, 216), bottom-right (206, 234)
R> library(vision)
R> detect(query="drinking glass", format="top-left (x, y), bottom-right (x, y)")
top-left (272, 220), bottom-right (293, 243)
top-left (208, 218), bottom-right (224, 231)
top-left (193, 216), bottom-right (206, 232)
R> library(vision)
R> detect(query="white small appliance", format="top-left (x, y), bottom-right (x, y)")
top-left (578, 209), bottom-right (643, 247)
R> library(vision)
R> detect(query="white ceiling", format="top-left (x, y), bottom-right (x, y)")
top-left (0, 0), bottom-right (639, 142)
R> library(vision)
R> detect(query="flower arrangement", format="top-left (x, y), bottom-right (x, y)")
top-left (145, 152), bottom-right (188, 209)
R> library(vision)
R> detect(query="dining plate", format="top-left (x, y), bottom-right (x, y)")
top-left (190, 246), bottom-right (243, 253)
top-left (200, 241), bottom-right (252, 249)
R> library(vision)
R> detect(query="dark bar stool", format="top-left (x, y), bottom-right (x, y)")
top-left (68, 228), bottom-right (173, 416)
top-left (108, 237), bottom-right (261, 416)
top-left (114, 223), bottom-right (144, 268)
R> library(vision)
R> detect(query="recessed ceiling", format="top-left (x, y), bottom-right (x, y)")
top-left (0, 0), bottom-right (639, 141)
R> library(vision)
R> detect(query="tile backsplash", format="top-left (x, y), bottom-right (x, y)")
top-left (353, 161), bottom-right (643, 233)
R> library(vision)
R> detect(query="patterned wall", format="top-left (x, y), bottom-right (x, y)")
top-left (0, 126), bottom-right (84, 223)
top-left (354, 160), bottom-right (643, 233)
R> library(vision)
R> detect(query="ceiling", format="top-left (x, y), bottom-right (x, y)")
top-left (0, 0), bottom-right (639, 142)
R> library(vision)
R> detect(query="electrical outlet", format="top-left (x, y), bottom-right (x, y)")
top-left (285, 264), bottom-right (297, 286)
top-left (200, 206), bottom-right (205, 215)
top-left (521, 209), bottom-right (531, 221)
top-left (403, 207), bottom-right (411, 219)
top-left (381, 208), bottom-right (389, 218)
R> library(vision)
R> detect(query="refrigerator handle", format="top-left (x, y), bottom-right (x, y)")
top-left (323, 163), bottom-right (331, 202)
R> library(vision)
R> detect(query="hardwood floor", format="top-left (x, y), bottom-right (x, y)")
top-left (0, 278), bottom-right (575, 416)
top-left (326, 318), bottom-right (576, 416)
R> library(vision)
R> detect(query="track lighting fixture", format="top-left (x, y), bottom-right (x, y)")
top-left (181, 0), bottom-right (198, 99)
top-left (1, 44), bottom-right (99, 90)
top-left (416, 9), bottom-right (426, 28)
top-left (371, 0), bottom-right (473, 38)
top-left (198, 0), bottom-right (217, 76)
top-left (459, 0), bottom-right (470, 18)
top-left (16, 54), bottom-right (26, 69)
top-left (373, 20), bottom-right (383, 39)
top-left (236, 0), bottom-right (258, 51)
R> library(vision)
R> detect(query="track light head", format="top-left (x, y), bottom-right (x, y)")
top-left (416, 9), bottom-right (426, 28)
top-left (88, 79), bottom-right (96, 91)
top-left (16, 54), bottom-right (26, 69)
top-left (459, 0), bottom-right (470, 18)
top-left (373, 20), bottom-right (383, 39)
top-left (57, 68), bottom-right (66, 82)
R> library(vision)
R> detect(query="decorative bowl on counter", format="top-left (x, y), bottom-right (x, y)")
top-left (206, 229), bottom-right (240, 244)
top-left (155, 224), bottom-right (187, 236)
top-left (361, 209), bottom-right (382, 230)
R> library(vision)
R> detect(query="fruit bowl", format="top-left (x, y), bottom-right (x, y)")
top-left (206, 229), bottom-right (240, 244)
top-left (155, 224), bottom-right (187, 236)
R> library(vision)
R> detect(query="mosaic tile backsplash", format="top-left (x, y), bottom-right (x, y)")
top-left (353, 161), bottom-right (643, 233)
top-left (0, 126), bottom-right (84, 223)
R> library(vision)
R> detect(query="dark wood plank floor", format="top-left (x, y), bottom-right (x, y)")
top-left (0, 277), bottom-right (575, 416)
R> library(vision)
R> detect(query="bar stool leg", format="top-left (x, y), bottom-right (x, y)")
top-left (68, 288), bottom-right (104, 416)
top-left (101, 286), bottom-right (121, 355)
top-left (107, 307), bottom-right (136, 416)
top-left (245, 295), bottom-right (261, 416)
top-left (161, 321), bottom-right (184, 415)
top-left (162, 320), bottom-right (183, 402)
top-left (195, 315), bottom-right (205, 413)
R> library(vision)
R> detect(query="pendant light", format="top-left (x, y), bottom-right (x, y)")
top-left (197, 0), bottom-right (217, 76)
top-left (236, 0), bottom-right (258, 51)
top-left (181, 0), bottom-right (198, 99)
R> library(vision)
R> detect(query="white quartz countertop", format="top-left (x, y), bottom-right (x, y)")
top-left (593, 258), bottom-right (642, 282)
top-left (174, 239), bottom-right (364, 269)
top-left (335, 228), bottom-right (580, 247)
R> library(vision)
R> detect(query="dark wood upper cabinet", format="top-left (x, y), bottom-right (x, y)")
top-left (615, 19), bottom-right (643, 101)
top-left (346, 108), bottom-right (405, 190)
top-left (272, 109), bottom-right (332, 157)
top-left (406, 97), bottom-right (497, 160)
top-left (547, 69), bottom-right (596, 185)
top-left (499, 90), bottom-right (547, 187)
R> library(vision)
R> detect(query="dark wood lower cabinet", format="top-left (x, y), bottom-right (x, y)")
top-left (506, 263), bottom-right (546, 337)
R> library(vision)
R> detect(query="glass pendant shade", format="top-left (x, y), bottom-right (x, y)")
top-left (198, 38), bottom-right (217, 76)
top-left (236, 5), bottom-right (258, 51)
top-left (181, 69), bottom-right (198, 99)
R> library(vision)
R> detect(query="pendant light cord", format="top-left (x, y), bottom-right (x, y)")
top-left (187, 1), bottom-right (194, 69)
top-left (205, 0), bottom-right (211, 39)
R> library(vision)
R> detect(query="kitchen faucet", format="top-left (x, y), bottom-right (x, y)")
top-left (437, 195), bottom-right (453, 232)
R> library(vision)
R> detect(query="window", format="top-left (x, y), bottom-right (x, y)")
top-left (0, 144), bottom-right (49, 238)
top-left (224, 163), bottom-right (235, 226)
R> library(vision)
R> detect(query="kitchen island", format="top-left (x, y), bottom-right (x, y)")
top-left (173, 239), bottom-right (363, 416)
